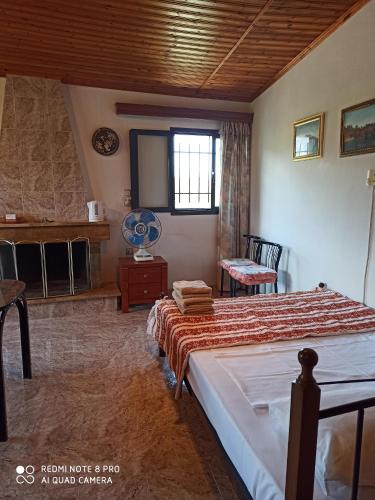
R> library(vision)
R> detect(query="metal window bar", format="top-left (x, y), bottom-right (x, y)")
top-left (173, 135), bottom-right (216, 209)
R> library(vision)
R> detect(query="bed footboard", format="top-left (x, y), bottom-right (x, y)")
top-left (285, 348), bottom-right (375, 500)
top-left (285, 349), bottom-right (320, 500)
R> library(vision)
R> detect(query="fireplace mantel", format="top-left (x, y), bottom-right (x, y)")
top-left (0, 221), bottom-right (110, 242)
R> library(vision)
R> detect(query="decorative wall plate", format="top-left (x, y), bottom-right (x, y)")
top-left (92, 127), bottom-right (120, 156)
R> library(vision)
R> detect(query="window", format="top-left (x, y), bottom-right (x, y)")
top-left (129, 130), bottom-right (171, 212)
top-left (171, 128), bottom-right (221, 215)
top-left (129, 128), bottom-right (221, 215)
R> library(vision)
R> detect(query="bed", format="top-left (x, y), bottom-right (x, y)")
top-left (149, 290), bottom-right (375, 500)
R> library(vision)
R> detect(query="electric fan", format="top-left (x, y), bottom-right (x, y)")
top-left (121, 208), bottom-right (162, 261)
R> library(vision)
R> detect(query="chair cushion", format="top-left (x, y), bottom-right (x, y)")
top-left (228, 264), bottom-right (277, 285)
top-left (219, 258), bottom-right (255, 271)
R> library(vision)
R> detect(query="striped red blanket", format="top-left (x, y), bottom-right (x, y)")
top-left (151, 290), bottom-right (375, 398)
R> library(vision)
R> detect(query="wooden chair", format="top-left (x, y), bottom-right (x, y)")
top-left (219, 235), bottom-right (263, 297)
top-left (229, 240), bottom-right (282, 296)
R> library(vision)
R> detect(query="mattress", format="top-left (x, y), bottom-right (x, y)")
top-left (186, 332), bottom-right (375, 500)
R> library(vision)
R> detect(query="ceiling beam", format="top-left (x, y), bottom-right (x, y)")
top-left (199, 0), bottom-right (273, 90)
top-left (116, 103), bottom-right (252, 123)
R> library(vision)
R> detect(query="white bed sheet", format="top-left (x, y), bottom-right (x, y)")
top-left (186, 332), bottom-right (375, 500)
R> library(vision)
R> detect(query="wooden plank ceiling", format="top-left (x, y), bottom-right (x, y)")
top-left (0, 0), bottom-right (368, 102)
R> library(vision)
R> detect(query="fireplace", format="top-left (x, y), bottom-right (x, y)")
top-left (1, 238), bottom-right (91, 299)
top-left (0, 221), bottom-right (110, 300)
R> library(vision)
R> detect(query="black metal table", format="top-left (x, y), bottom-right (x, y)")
top-left (0, 280), bottom-right (32, 441)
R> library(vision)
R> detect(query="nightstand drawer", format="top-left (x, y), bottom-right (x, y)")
top-left (129, 283), bottom-right (161, 301)
top-left (129, 267), bottom-right (161, 284)
top-left (118, 256), bottom-right (168, 313)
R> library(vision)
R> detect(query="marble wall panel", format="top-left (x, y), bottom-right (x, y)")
top-left (4, 77), bottom-right (13, 98)
top-left (0, 75), bottom-right (87, 221)
top-left (12, 75), bottom-right (46, 99)
top-left (21, 129), bottom-right (50, 161)
top-left (47, 98), bottom-right (71, 131)
top-left (23, 191), bottom-right (55, 219)
top-left (1, 93), bottom-right (15, 129)
top-left (20, 161), bottom-right (53, 192)
top-left (55, 191), bottom-right (86, 219)
top-left (51, 131), bottom-right (79, 162)
top-left (53, 161), bottom-right (84, 192)
top-left (0, 129), bottom-right (23, 161)
top-left (0, 191), bottom-right (23, 213)
top-left (45, 78), bottom-right (64, 100)
top-left (15, 97), bottom-right (48, 130)
top-left (0, 160), bottom-right (21, 191)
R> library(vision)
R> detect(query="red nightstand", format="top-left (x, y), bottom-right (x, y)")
top-left (118, 256), bottom-right (168, 313)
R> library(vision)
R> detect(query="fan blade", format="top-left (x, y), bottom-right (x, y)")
top-left (124, 213), bottom-right (138, 230)
top-left (148, 226), bottom-right (159, 242)
top-left (139, 210), bottom-right (155, 225)
top-left (128, 234), bottom-right (145, 246)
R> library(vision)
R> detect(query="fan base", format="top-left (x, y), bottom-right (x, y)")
top-left (133, 248), bottom-right (154, 261)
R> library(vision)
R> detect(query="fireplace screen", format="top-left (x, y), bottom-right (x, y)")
top-left (0, 240), bottom-right (17, 280)
top-left (44, 241), bottom-right (72, 297)
top-left (0, 238), bottom-right (91, 299)
top-left (16, 242), bottom-right (45, 298)
top-left (71, 239), bottom-right (91, 294)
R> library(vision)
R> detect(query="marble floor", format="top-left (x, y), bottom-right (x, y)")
top-left (0, 305), bottom-right (243, 499)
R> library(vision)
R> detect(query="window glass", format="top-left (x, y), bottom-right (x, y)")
top-left (172, 132), bottom-right (221, 212)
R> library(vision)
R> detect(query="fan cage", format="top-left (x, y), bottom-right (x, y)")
top-left (121, 209), bottom-right (162, 249)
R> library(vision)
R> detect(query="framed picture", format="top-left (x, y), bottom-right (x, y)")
top-left (340, 98), bottom-right (375, 156)
top-left (293, 113), bottom-right (324, 161)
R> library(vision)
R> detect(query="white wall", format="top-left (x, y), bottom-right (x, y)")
top-left (64, 85), bottom-right (249, 286)
top-left (251, 0), bottom-right (375, 306)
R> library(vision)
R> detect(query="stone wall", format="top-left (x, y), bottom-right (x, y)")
top-left (0, 76), bottom-right (87, 221)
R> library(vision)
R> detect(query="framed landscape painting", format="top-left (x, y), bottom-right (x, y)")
top-left (341, 99), bottom-right (375, 156)
top-left (293, 113), bottom-right (324, 161)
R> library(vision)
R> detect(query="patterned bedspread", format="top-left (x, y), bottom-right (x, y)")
top-left (150, 290), bottom-right (375, 398)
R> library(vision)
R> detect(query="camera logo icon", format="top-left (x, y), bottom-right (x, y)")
top-left (16, 465), bottom-right (35, 485)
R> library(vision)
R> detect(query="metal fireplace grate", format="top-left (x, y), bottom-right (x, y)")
top-left (0, 238), bottom-right (91, 299)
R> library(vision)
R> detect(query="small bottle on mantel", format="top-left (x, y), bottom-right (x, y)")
top-left (315, 282), bottom-right (328, 292)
